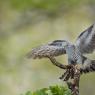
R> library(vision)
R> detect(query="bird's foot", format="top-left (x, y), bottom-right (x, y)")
top-left (59, 64), bottom-right (75, 81)
top-left (59, 69), bottom-right (70, 81)
top-left (59, 64), bottom-right (80, 95)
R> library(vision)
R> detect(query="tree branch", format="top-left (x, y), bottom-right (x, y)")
top-left (48, 57), bottom-right (69, 69)
top-left (66, 65), bottom-right (80, 95)
top-left (48, 57), bottom-right (81, 95)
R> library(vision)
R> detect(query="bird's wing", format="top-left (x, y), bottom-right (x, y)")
top-left (75, 24), bottom-right (95, 54)
top-left (26, 40), bottom-right (66, 59)
top-left (80, 57), bottom-right (95, 73)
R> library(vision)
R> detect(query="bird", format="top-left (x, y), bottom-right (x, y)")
top-left (27, 23), bottom-right (95, 74)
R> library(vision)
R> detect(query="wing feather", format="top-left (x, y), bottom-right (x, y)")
top-left (76, 24), bottom-right (95, 54)
top-left (80, 57), bottom-right (95, 73)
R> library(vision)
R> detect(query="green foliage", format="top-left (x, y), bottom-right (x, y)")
top-left (23, 85), bottom-right (71, 95)
top-left (9, 0), bottom-right (81, 13)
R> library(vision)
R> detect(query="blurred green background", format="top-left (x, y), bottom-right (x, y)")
top-left (0, 0), bottom-right (95, 95)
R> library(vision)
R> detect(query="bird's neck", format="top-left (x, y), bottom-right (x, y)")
top-left (65, 44), bottom-right (75, 53)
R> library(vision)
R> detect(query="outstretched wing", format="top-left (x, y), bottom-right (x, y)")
top-left (26, 40), bottom-right (66, 59)
top-left (75, 24), bottom-right (95, 54)
top-left (80, 56), bottom-right (95, 73)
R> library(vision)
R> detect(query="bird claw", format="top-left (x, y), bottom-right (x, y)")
top-left (59, 69), bottom-right (70, 81)
top-left (59, 65), bottom-right (75, 81)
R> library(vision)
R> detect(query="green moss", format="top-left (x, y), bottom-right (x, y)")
top-left (23, 85), bottom-right (71, 95)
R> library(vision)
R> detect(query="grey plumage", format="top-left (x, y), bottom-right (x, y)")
top-left (27, 24), bottom-right (95, 73)
top-left (76, 24), bottom-right (95, 54)
top-left (80, 57), bottom-right (95, 73)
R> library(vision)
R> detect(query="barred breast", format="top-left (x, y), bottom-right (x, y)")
top-left (66, 45), bottom-right (82, 64)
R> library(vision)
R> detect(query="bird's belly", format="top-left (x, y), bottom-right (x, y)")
top-left (68, 55), bottom-right (82, 65)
